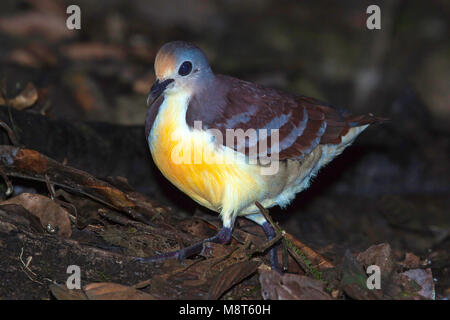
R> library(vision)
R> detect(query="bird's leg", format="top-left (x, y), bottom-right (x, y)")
top-left (261, 221), bottom-right (282, 272)
top-left (246, 213), bottom-right (282, 273)
top-left (134, 226), bottom-right (233, 264)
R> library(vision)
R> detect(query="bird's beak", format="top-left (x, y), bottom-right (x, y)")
top-left (146, 78), bottom-right (174, 106)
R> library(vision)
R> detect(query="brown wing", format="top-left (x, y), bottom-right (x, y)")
top-left (186, 75), bottom-right (384, 161)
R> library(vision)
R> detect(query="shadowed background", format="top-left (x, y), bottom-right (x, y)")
top-left (0, 0), bottom-right (449, 296)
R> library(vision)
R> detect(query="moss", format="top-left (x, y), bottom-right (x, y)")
top-left (341, 272), bottom-right (367, 289)
top-left (283, 237), bottom-right (325, 284)
top-left (97, 270), bottom-right (111, 282)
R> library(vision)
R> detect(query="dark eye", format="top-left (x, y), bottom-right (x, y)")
top-left (178, 61), bottom-right (192, 76)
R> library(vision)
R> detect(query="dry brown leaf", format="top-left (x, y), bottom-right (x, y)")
top-left (208, 260), bottom-right (261, 300)
top-left (179, 218), bottom-right (216, 239)
top-left (0, 204), bottom-right (44, 233)
top-left (49, 283), bottom-right (88, 300)
top-left (7, 42), bottom-right (58, 68)
top-left (7, 49), bottom-right (42, 68)
top-left (1, 193), bottom-right (72, 237)
top-left (357, 243), bottom-right (395, 275)
top-left (84, 282), bottom-right (156, 300)
top-left (340, 250), bottom-right (383, 300)
top-left (401, 268), bottom-right (435, 300)
top-left (200, 242), bottom-right (234, 259)
top-left (66, 72), bottom-right (103, 113)
top-left (0, 82), bottom-right (38, 110)
top-left (0, 12), bottom-right (74, 42)
top-left (27, 0), bottom-right (67, 16)
top-left (61, 43), bottom-right (125, 61)
top-left (148, 273), bottom-right (209, 299)
top-left (259, 267), bottom-right (332, 300)
top-left (399, 252), bottom-right (424, 269)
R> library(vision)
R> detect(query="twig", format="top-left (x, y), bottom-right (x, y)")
top-left (19, 247), bottom-right (54, 285)
top-left (19, 248), bottom-right (36, 276)
top-left (19, 247), bottom-right (43, 285)
top-left (45, 174), bottom-right (56, 199)
top-left (255, 201), bottom-right (278, 231)
top-left (284, 233), bottom-right (334, 269)
top-left (0, 120), bottom-right (20, 146)
top-left (46, 180), bottom-right (78, 222)
top-left (0, 79), bottom-right (22, 145)
top-left (255, 201), bottom-right (334, 277)
top-left (249, 231), bottom-right (284, 255)
top-left (0, 145), bottom-right (160, 225)
top-left (0, 120), bottom-right (19, 197)
top-left (0, 165), bottom-right (13, 196)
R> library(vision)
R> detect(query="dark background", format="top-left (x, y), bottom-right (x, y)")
top-left (0, 0), bottom-right (449, 297)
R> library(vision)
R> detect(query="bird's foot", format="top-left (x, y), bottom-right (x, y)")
top-left (269, 247), bottom-right (283, 274)
top-left (261, 221), bottom-right (283, 273)
top-left (133, 227), bottom-right (233, 264)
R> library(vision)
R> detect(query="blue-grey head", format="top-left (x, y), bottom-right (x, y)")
top-left (147, 41), bottom-right (214, 106)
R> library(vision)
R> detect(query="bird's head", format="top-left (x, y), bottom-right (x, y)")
top-left (147, 41), bottom-right (213, 106)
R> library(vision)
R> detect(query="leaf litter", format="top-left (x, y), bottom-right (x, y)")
top-left (0, 121), bottom-right (440, 300)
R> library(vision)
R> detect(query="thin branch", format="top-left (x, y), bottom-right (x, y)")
top-left (255, 201), bottom-right (334, 276)
top-left (0, 165), bottom-right (13, 196)
top-left (0, 120), bottom-right (20, 146)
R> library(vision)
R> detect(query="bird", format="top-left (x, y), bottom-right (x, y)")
top-left (141, 40), bottom-right (385, 271)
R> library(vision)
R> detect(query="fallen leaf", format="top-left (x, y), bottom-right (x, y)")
top-left (7, 49), bottom-right (42, 68)
top-left (84, 282), bottom-right (156, 300)
top-left (1, 193), bottom-right (72, 237)
top-left (50, 283), bottom-right (88, 300)
top-left (402, 269), bottom-right (435, 300)
top-left (27, 0), bottom-right (67, 16)
top-left (61, 43), bottom-right (125, 61)
top-left (149, 272), bottom-right (210, 300)
top-left (357, 243), bottom-right (395, 275)
top-left (55, 190), bottom-right (103, 229)
top-left (65, 72), bottom-right (110, 119)
top-left (259, 267), bottom-right (332, 300)
top-left (340, 250), bottom-right (383, 300)
top-left (0, 12), bottom-right (74, 42)
top-left (208, 260), bottom-right (261, 299)
top-left (179, 218), bottom-right (216, 240)
top-left (400, 252), bottom-right (423, 269)
top-left (0, 82), bottom-right (38, 110)
top-left (0, 204), bottom-right (44, 233)
top-left (7, 43), bottom-right (58, 68)
top-left (200, 242), bottom-right (233, 259)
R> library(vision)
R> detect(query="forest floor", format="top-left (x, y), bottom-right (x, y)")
top-left (0, 0), bottom-right (448, 300)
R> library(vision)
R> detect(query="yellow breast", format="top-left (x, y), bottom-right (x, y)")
top-left (148, 92), bottom-right (262, 221)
